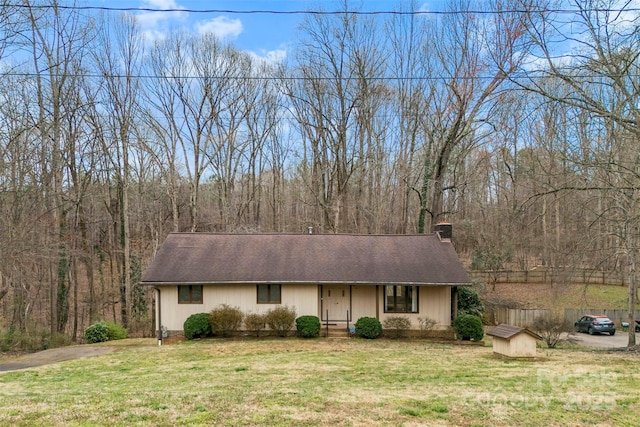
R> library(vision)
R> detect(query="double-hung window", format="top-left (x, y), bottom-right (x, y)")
top-left (384, 285), bottom-right (418, 313)
top-left (178, 285), bottom-right (203, 304)
top-left (257, 284), bottom-right (281, 304)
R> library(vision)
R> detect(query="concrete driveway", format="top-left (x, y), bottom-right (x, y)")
top-left (571, 330), bottom-right (639, 349)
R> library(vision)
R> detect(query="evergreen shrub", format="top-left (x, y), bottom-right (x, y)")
top-left (85, 322), bottom-right (110, 344)
top-left (453, 314), bottom-right (484, 341)
top-left (295, 315), bottom-right (321, 338)
top-left (183, 313), bottom-right (212, 340)
top-left (104, 322), bottom-right (128, 341)
top-left (355, 317), bottom-right (382, 339)
top-left (457, 287), bottom-right (485, 317)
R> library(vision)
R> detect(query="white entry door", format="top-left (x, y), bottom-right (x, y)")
top-left (322, 285), bottom-right (350, 321)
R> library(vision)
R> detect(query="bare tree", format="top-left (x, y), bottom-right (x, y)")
top-left (416, 0), bottom-right (533, 232)
top-left (287, 1), bottom-right (385, 232)
top-left (19, 1), bottom-right (95, 335)
top-left (519, 0), bottom-right (640, 347)
top-left (385, 1), bottom-right (430, 233)
top-left (92, 12), bottom-right (143, 328)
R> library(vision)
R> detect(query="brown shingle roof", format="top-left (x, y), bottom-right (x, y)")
top-left (487, 324), bottom-right (542, 340)
top-left (141, 233), bottom-right (472, 286)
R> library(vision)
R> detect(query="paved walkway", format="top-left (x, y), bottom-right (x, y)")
top-left (0, 345), bottom-right (115, 372)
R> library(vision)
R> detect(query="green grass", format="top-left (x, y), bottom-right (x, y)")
top-left (1, 338), bottom-right (639, 426)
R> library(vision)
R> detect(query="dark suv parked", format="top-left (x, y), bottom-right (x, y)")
top-left (575, 315), bottom-right (616, 335)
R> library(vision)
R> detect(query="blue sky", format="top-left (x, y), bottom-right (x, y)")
top-left (97, 0), bottom-right (434, 62)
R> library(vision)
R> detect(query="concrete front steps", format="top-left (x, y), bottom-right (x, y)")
top-left (321, 324), bottom-right (354, 338)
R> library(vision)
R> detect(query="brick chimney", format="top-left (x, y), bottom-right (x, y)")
top-left (433, 222), bottom-right (452, 240)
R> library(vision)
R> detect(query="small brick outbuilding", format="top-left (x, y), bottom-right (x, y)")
top-left (487, 324), bottom-right (542, 358)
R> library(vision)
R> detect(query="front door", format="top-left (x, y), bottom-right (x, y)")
top-left (322, 285), bottom-right (350, 322)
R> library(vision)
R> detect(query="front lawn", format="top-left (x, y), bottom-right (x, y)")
top-left (1, 338), bottom-right (638, 426)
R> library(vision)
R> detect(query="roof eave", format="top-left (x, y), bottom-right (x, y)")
top-left (141, 281), bottom-right (472, 286)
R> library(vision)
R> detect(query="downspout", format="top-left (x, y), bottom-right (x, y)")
top-left (153, 287), bottom-right (162, 346)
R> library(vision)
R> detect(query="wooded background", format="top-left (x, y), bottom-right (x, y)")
top-left (0, 1), bottom-right (639, 342)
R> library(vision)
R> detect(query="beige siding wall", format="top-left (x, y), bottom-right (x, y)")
top-left (160, 284), bottom-right (318, 331)
top-left (377, 286), bottom-right (451, 329)
top-left (492, 337), bottom-right (511, 356)
top-left (159, 283), bottom-right (452, 332)
top-left (492, 334), bottom-right (537, 358)
top-left (351, 285), bottom-right (378, 320)
top-left (510, 334), bottom-right (537, 357)
top-left (330, 285), bottom-right (452, 328)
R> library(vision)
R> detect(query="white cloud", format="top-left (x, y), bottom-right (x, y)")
top-left (195, 16), bottom-right (243, 40)
top-left (135, 0), bottom-right (188, 41)
top-left (142, 0), bottom-right (180, 7)
top-left (247, 48), bottom-right (287, 65)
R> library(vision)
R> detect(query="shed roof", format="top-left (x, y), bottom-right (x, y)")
top-left (141, 232), bottom-right (472, 286)
top-left (487, 324), bottom-right (542, 340)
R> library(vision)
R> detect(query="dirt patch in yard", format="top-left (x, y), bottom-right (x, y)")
top-left (0, 339), bottom-right (156, 372)
top-left (0, 345), bottom-right (116, 372)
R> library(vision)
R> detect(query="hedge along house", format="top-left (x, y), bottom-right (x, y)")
top-left (141, 225), bottom-right (472, 339)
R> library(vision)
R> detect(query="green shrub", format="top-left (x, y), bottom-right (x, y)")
top-left (296, 315), bottom-right (321, 338)
top-left (85, 322), bottom-right (110, 344)
top-left (266, 306), bottom-right (296, 337)
top-left (0, 327), bottom-right (15, 352)
top-left (355, 317), bottom-right (382, 339)
top-left (2, 326), bottom-right (73, 351)
top-left (183, 313), bottom-right (212, 340)
top-left (105, 322), bottom-right (128, 341)
top-left (383, 316), bottom-right (411, 338)
top-left (40, 332), bottom-right (73, 350)
top-left (453, 314), bottom-right (484, 341)
top-left (209, 304), bottom-right (244, 337)
top-left (244, 313), bottom-right (268, 337)
top-left (457, 287), bottom-right (485, 317)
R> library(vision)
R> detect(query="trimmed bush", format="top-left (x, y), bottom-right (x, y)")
top-left (355, 317), bottom-right (382, 339)
top-left (296, 315), bottom-right (321, 338)
top-left (266, 306), bottom-right (296, 337)
top-left (105, 322), bottom-right (128, 341)
top-left (383, 316), bottom-right (411, 338)
top-left (209, 304), bottom-right (244, 337)
top-left (244, 313), bottom-right (268, 337)
top-left (454, 314), bottom-right (484, 341)
top-left (85, 322), bottom-right (109, 344)
top-left (183, 313), bottom-right (212, 340)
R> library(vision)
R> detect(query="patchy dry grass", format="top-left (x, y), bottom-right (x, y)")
top-left (480, 282), bottom-right (629, 312)
top-left (0, 338), bottom-right (639, 426)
